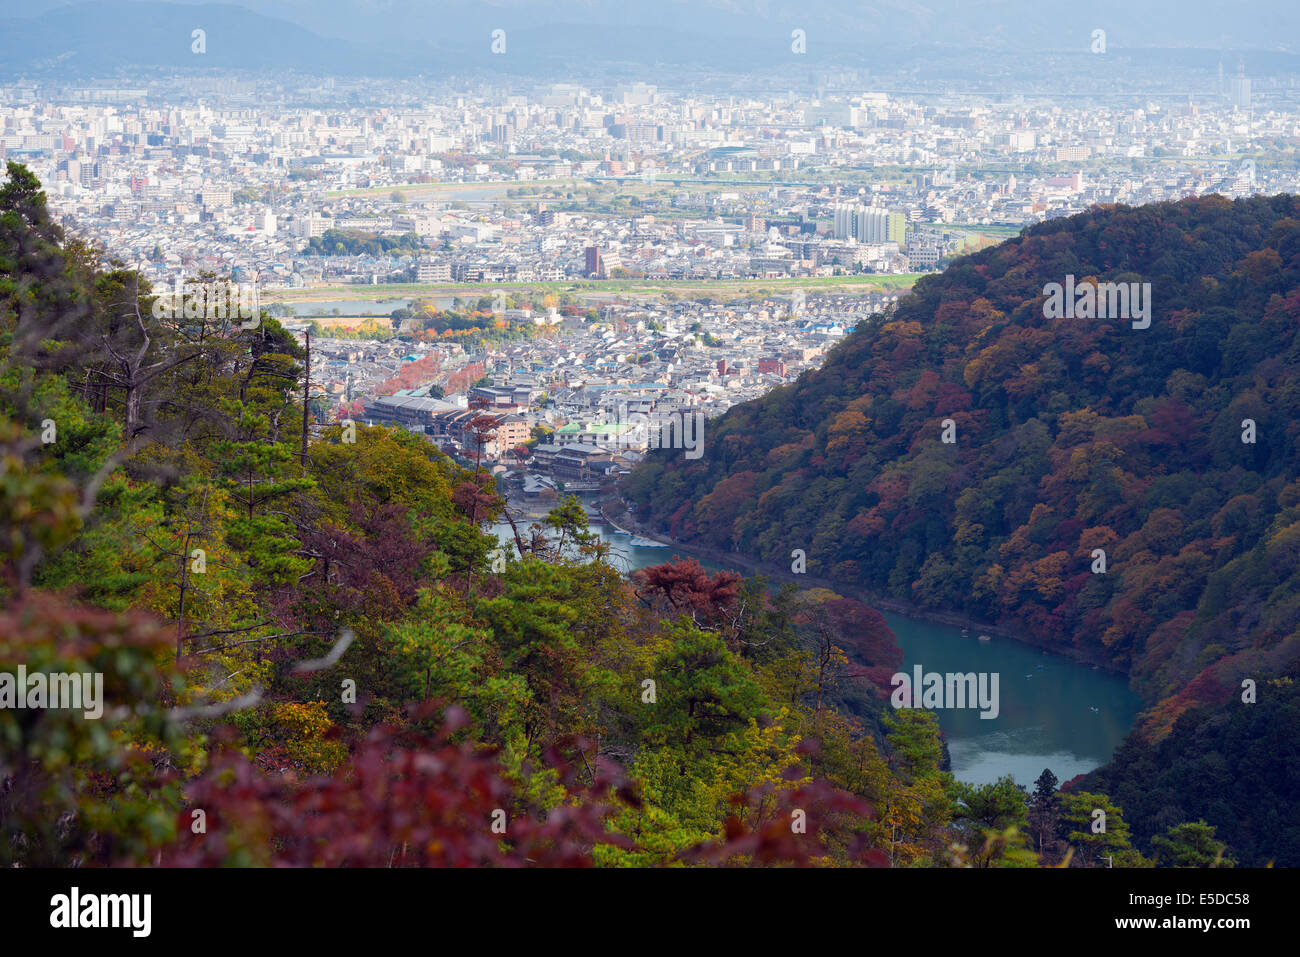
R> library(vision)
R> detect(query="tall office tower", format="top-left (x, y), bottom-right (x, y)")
top-left (1229, 59), bottom-right (1252, 110)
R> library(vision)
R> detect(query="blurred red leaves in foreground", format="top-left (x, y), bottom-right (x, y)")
top-left (165, 703), bottom-right (879, 868)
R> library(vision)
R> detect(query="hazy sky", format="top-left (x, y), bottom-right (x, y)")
top-left (3, 0), bottom-right (1298, 79)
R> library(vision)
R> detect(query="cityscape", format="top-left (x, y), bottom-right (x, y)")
top-left (8, 68), bottom-right (1298, 479)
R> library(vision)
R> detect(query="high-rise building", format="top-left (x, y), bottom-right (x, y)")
top-left (833, 204), bottom-right (907, 244)
top-left (1229, 77), bottom-right (1252, 110)
top-left (835, 205), bottom-right (857, 241)
top-left (1229, 59), bottom-right (1252, 110)
top-left (584, 247), bottom-right (622, 278)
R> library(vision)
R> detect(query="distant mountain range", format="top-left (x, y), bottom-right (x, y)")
top-left (3, 0), bottom-right (1299, 80)
top-left (0, 2), bottom-right (372, 74)
top-left (95, 0), bottom-right (1300, 54)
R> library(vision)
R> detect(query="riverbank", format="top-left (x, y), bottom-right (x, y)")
top-left (492, 493), bottom-right (1144, 785)
top-left (602, 497), bottom-right (1136, 685)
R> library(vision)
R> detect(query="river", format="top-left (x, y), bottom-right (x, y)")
top-left (491, 517), bottom-right (1142, 787)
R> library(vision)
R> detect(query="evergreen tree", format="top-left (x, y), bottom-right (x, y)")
top-left (1027, 767), bottom-right (1062, 859)
top-left (1151, 821), bottom-right (1236, 868)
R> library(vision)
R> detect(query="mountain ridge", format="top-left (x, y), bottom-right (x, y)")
top-left (625, 193), bottom-right (1300, 740)
top-left (5, 0), bottom-right (1300, 78)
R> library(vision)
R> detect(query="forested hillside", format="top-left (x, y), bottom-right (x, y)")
top-left (625, 195), bottom-right (1300, 863)
top-left (1080, 661), bottom-right (1300, 867)
top-left (0, 162), bottom-right (960, 867)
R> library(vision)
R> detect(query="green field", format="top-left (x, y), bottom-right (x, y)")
top-left (262, 274), bottom-right (924, 305)
top-left (946, 223), bottom-right (1025, 237)
top-left (325, 179), bottom-right (569, 198)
